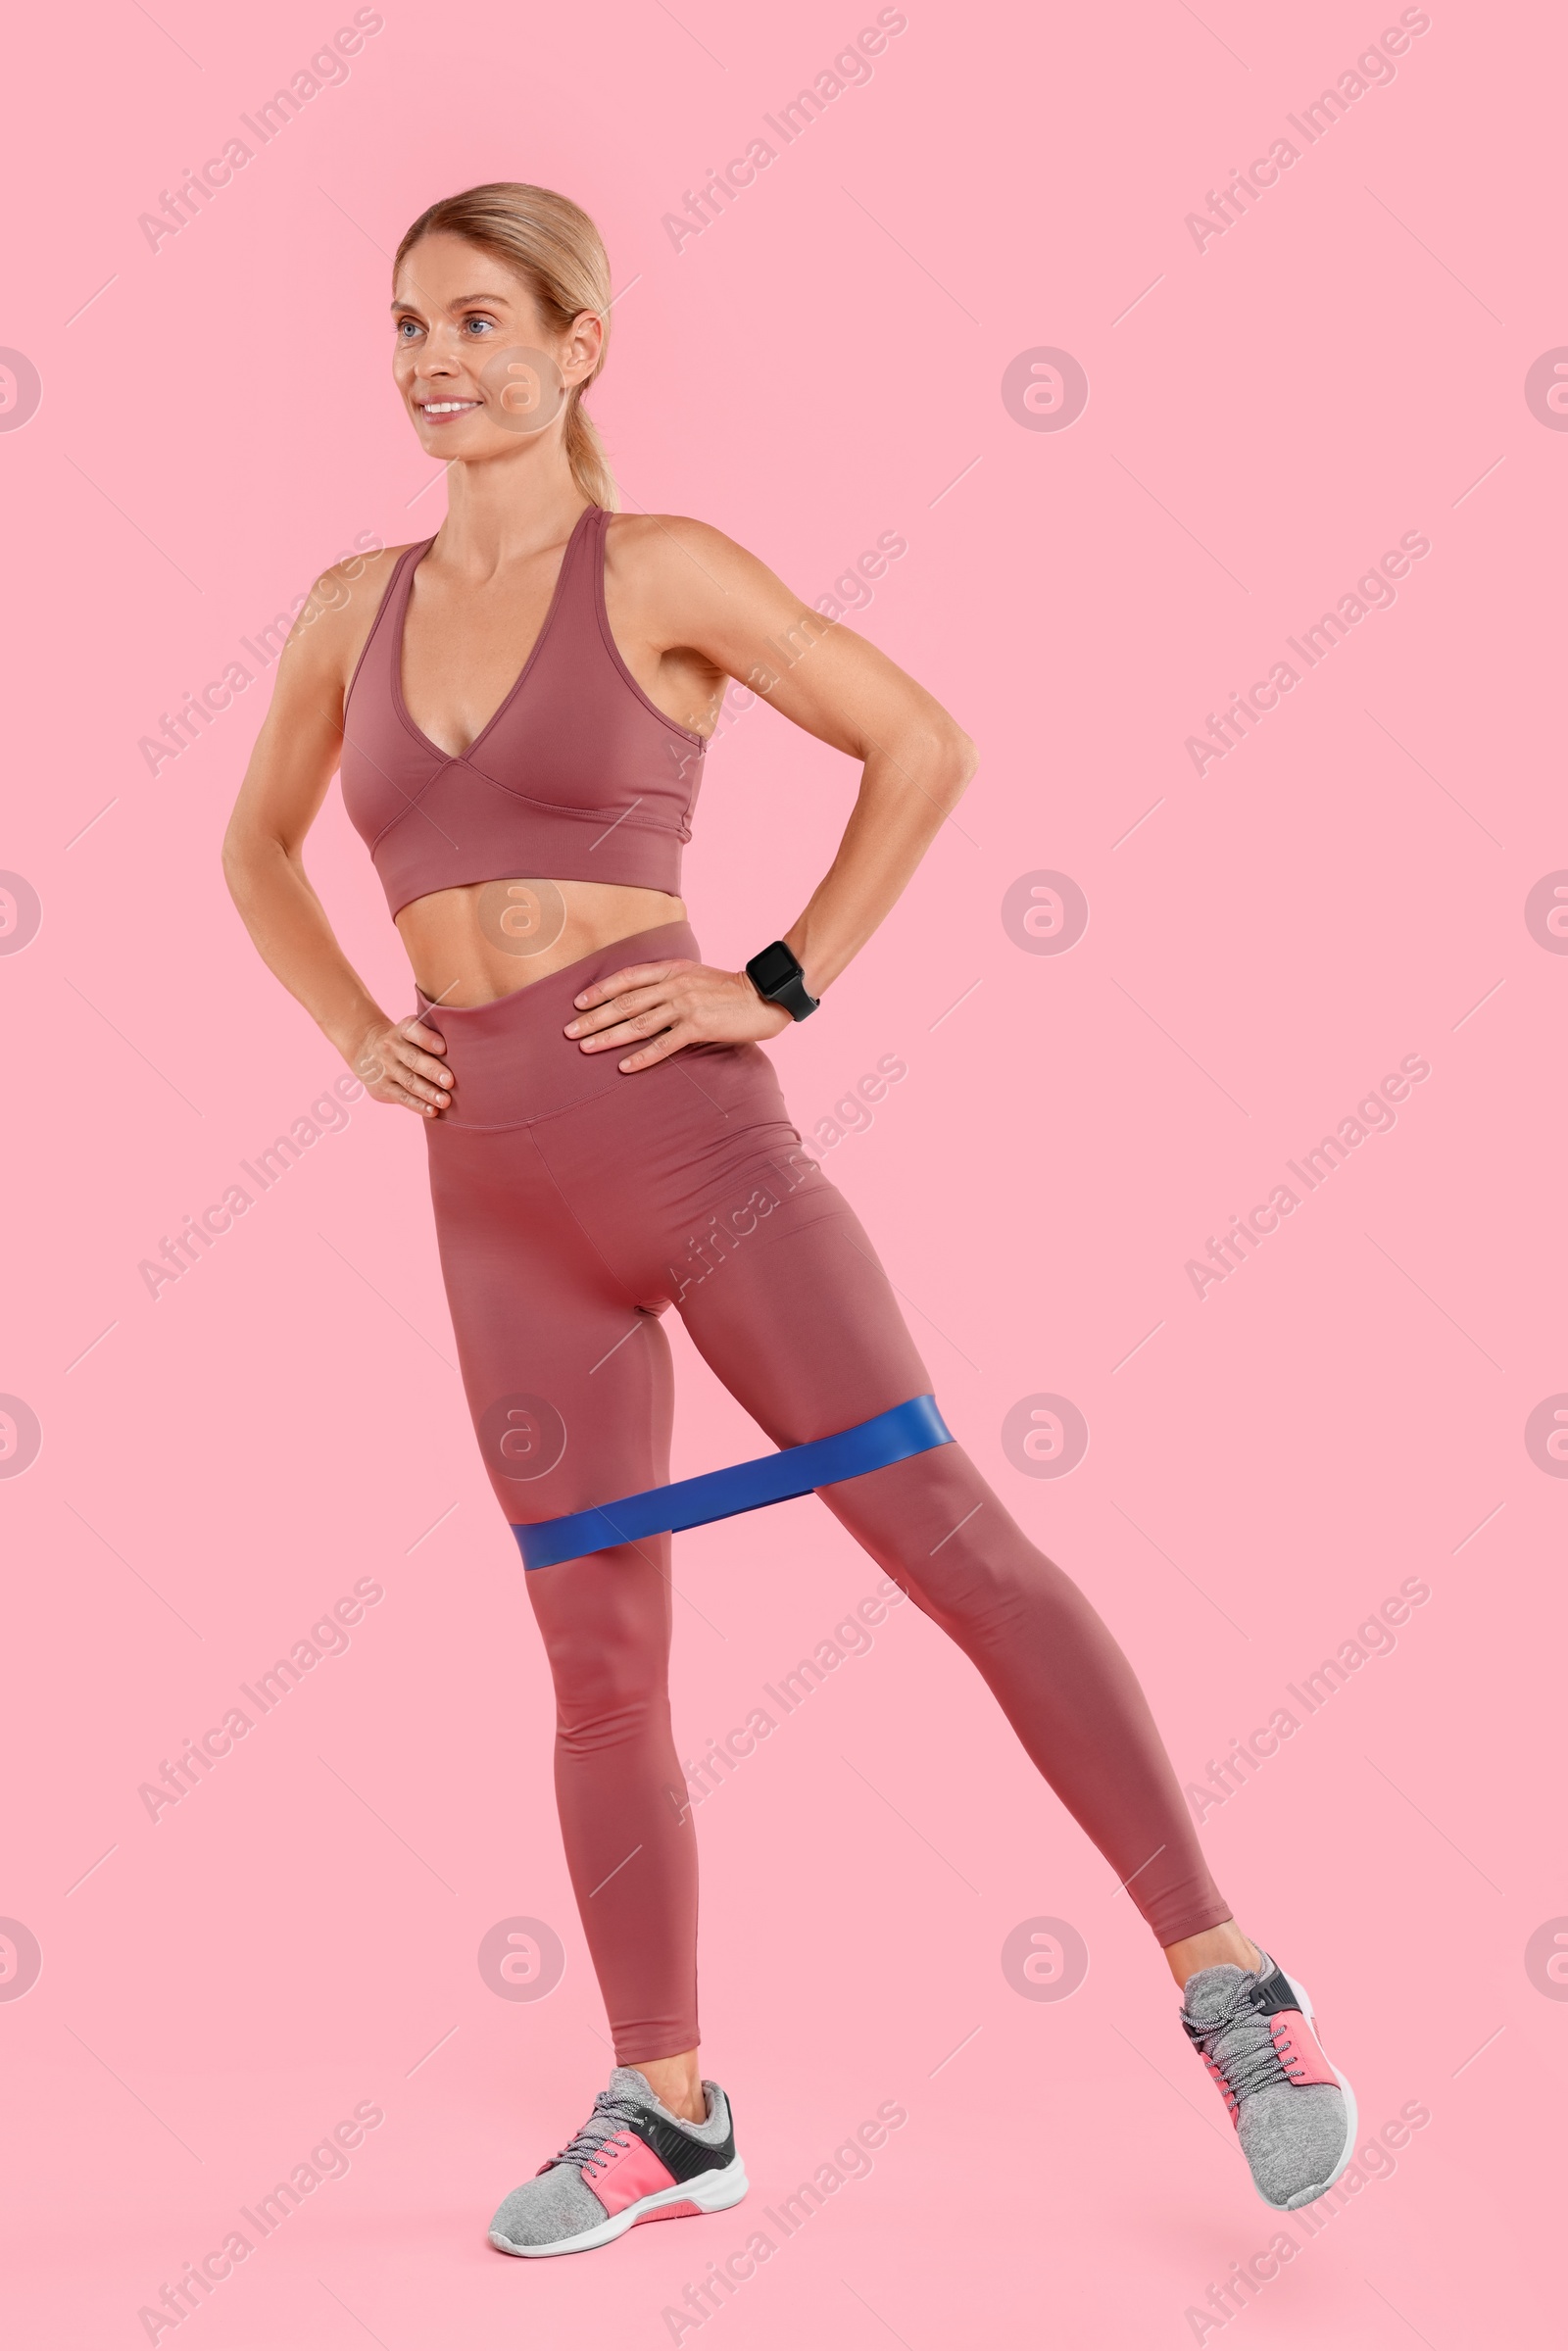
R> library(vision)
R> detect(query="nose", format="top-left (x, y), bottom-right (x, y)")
top-left (410, 321), bottom-right (473, 379)
top-left (413, 354), bottom-right (467, 395)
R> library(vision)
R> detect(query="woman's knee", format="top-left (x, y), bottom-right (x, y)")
top-left (529, 1571), bottom-right (669, 1732)
top-left (828, 1442), bottom-right (1000, 1563)
top-left (827, 1445), bottom-right (1058, 1637)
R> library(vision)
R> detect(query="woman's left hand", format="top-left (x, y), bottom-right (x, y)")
top-left (564, 957), bottom-right (792, 1069)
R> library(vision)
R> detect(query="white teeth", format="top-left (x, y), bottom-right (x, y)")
top-left (422, 401), bottom-right (476, 415)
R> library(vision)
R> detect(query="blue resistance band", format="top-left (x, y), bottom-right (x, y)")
top-left (513, 1394), bottom-right (954, 1571)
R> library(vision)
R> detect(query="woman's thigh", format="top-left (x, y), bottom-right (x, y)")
top-left (424, 1114), bottom-right (681, 1697)
top-left (524, 1040), bottom-right (937, 1449)
top-left (677, 1173), bottom-right (935, 1447)
top-left (424, 1117), bottom-right (675, 1524)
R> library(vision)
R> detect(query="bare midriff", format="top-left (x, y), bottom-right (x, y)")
top-left (398, 876), bottom-right (687, 1008)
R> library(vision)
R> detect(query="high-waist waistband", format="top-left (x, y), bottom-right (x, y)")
top-left (416, 920), bottom-right (701, 1130)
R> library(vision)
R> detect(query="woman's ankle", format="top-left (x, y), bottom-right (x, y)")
top-left (628, 2049), bottom-right (706, 2123)
top-left (1162, 1919), bottom-right (1264, 1991)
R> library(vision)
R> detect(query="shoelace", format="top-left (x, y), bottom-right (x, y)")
top-left (551, 2087), bottom-right (649, 2175)
top-left (1184, 1978), bottom-right (1294, 2108)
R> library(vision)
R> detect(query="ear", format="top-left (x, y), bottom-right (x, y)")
top-left (564, 308), bottom-right (605, 388)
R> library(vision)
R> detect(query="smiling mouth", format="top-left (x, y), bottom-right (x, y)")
top-left (418, 398), bottom-right (481, 417)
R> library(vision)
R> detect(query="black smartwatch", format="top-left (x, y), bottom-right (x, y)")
top-left (745, 939), bottom-right (819, 1020)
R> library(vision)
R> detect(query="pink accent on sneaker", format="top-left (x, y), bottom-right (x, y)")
top-left (1268, 2007), bottom-right (1338, 2087)
top-left (633, 2198), bottom-right (703, 2223)
top-left (578, 2131), bottom-right (679, 2216)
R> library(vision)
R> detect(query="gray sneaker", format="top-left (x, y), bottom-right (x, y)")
top-left (1181, 1951), bottom-right (1357, 2209)
top-left (488, 2067), bottom-right (748, 2258)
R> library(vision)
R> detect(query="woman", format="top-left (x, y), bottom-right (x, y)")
top-left (222, 183), bottom-right (1354, 2257)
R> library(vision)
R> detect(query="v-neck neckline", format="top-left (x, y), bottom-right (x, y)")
top-left (392, 505), bottom-right (598, 763)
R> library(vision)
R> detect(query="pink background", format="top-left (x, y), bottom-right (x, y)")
top-left (1, 1), bottom-right (1561, 2342)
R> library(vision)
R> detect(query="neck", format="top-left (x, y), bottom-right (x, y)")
top-left (431, 439), bottom-right (588, 574)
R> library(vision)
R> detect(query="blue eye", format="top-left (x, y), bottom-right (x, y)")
top-left (464, 317), bottom-right (497, 334)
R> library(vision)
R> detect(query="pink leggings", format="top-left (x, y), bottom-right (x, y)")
top-left (420, 924), bottom-right (1229, 2063)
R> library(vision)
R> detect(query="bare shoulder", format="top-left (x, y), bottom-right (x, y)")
top-left (602, 511), bottom-right (783, 619)
top-left (275, 540), bottom-right (417, 690)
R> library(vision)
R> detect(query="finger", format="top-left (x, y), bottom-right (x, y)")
top-left (400, 1018), bottom-right (448, 1054)
top-left (377, 1080), bottom-right (442, 1116)
top-left (567, 986), bottom-right (673, 1040)
top-left (570, 960), bottom-right (678, 1010)
top-left (577, 1007), bottom-right (677, 1054)
top-left (386, 1050), bottom-right (451, 1105)
top-left (618, 1026), bottom-right (690, 1071)
top-left (396, 1044), bottom-right (458, 1088)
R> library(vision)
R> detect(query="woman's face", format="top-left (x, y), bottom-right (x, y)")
top-left (391, 231), bottom-right (599, 460)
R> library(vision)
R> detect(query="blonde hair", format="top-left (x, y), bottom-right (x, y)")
top-left (394, 182), bottom-right (618, 510)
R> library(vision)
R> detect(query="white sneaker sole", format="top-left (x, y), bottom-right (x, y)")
top-left (1265, 1969), bottom-right (1359, 2211)
top-left (489, 2150), bottom-right (749, 2258)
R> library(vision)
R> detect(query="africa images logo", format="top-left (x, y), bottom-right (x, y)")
top-left (0, 352), bottom-right (41, 432)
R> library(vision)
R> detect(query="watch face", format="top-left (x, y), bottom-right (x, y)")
top-left (749, 942), bottom-right (799, 996)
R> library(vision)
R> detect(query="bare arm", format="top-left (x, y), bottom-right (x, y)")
top-left (568, 515), bottom-right (977, 1065)
top-left (220, 556), bottom-right (456, 1116)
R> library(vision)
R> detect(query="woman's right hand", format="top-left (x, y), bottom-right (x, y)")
top-left (352, 1014), bottom-right (455, 1117)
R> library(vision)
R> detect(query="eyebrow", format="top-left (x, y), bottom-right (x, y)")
top-left (389, 289), bottom-right (516, 312)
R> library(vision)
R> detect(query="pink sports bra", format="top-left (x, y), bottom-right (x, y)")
top-left (340, 505), bottom-right (706, 918)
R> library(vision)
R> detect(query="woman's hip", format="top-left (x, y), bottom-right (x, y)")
top-left (415, 919), bottom-right (706, 1130)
